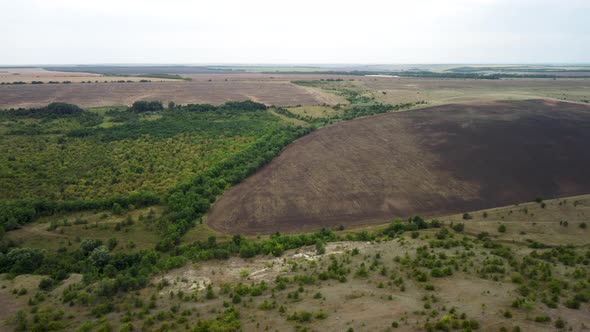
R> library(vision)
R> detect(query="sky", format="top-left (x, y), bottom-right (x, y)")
top-left (1, 0), bottom-right (589, 65)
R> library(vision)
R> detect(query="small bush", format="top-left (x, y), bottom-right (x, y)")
top-left (38, 278), bottom-right (54, 291)
top-left (452, 223), bottom-right (464, 232)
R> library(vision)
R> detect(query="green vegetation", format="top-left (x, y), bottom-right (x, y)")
top-left (1, 210), bottom-right (588, 331)
top-left (279, 79), bottom-right (426, 127)
top-left (1, 88), bottom-right (589, 330)
top-left (0, 101), bottom-right (309, 236)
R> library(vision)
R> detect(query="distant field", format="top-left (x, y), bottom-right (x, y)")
top-left (0, 73), bottom-right (343, 109)
top-left (2, 69), bottom-right (589, 109)
top-left (0, 67), bottom-right (177, 84)
top-left (207, 99), bottom-right (590, 234)
top-left (358, 77), bottom-right (590, 105)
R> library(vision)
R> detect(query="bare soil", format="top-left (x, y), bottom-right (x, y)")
top-left (207, 99), bottom-right (590, 234)
top-left (0, 73), bottom-right (343, 109)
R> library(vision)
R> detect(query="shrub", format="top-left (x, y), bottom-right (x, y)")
top-left (120, 323), bottom-right (134, 332)
top-left (130, 101), bottom-right (164, 113)
top-left (315, 241), bottom-right (326, 255)
top-left (431, 268), bottom-right (445, 278)
top-left (452, 223), bottom-right (464, 232)
top-left (38, 278), bottom-right (54, 291)
top-left (554, 318), bottom-right (566, 329)
top-left (564, 298), bottom-right (580, 309)
top-left (287, 311), bottom-right (313, 323)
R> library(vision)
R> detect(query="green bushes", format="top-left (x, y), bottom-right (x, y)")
top-left (159, 124), bottom-right (311, 249)
top-left (192, 307), bottom-right (240, 331)
top-left (0, 100), bottom-right (298, 233)
top-left (0, 191), bottom-right (159, 231)
top-left (130, 101), bottom-right (163, 113)
top-left (0, 247), bottom-right (45, 273)
top-left (534, 315), bottom-right (551, 323)
top-left (3, 102), bottom-right (84, 118)
top-left (451, 223), bottom-right (465, 232)
top-left (315, 241), bottom-right (326, 255)
top-left (287, 311), bottom-right (313, 323)
top-left (38, 278), bottom-right (55, 291)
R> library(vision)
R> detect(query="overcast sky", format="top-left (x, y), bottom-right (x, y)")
top-left (1, 0), bottom-right (589, 65)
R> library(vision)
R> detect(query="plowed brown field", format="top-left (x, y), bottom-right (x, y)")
top-left (207, 99), bottom-right (590, 234)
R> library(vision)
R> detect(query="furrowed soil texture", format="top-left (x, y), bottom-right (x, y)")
top-left (207, 99), bottom-right (590, 234)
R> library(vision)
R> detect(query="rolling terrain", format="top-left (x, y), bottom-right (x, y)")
top-left (207, 99), bottom-right (590, 234)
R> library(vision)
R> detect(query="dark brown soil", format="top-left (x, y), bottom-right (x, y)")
top-left (207, 99), bottom-right (590, 234)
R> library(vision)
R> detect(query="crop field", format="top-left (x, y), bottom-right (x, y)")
top-left (3, 68), bottom-right (589, 110)
top-left (0, 73), bottom-right (344, 109)
top-left (0, 67), bottom-right (178, 84)
top-left (207, 99), bottom-right (590, 234)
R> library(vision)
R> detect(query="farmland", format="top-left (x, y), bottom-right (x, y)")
top-left (2, 66), bottom-right (590, 110)
top-left (0, 67), bottom-right (179, 84)
top-left (3, 0), bottom-right (590, 327)
top-left (207, 99), bottom-right (590, 234)
top-left (1, 67), bottom-right (590, 332)
top-left (0, 72), bottom-right (343, 109)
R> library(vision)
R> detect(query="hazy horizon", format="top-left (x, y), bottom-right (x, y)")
top-left (2, 0), bottom-right (589, 65)
top-left (2, 63), bottom-right (590, 67)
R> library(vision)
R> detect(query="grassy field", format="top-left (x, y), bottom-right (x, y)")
top-left (286, 105), bottom-right (342, 119)
top-left (360, 77), bottom-right (590, 106)
top-left (443, 194), bottom-right (590, 247)
top-left (5, 206), bottom-right (165, 253)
